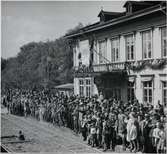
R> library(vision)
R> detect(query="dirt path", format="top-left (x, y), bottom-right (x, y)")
top-left (1, 113), bottom-right (102, 153)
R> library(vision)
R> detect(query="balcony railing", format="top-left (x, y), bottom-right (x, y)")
top-left (92, 58), bottom-right (167, 73)
top-left (93, 62), bottom-right (126, 72)
top-left (73, 58), bottom-right (167, 74)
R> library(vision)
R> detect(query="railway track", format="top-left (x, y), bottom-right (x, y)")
top-left (1, 144), bottom-right (12, 153)
top-left (1, 114), bottom-right (102, 153)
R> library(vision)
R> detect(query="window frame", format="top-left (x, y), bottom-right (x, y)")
top-left (142, 30), bottom-right (153, 60)
top-left (143, 81), bottom-right (153, 104)
top-left (161, 26), bottom-right (167, 58)
top-left (162, 81), bottom-right (167, 107)
top-left (79, 78), bottom-right (92, 97)
top-left (98, 39), bottom-right (107, 64)
top-left (79, 79), bottom-right (84, 96)
top-left (111, 37), bottom-right (120, 62)
top-left (125, 34), bottom-right (135, 61)
top-left (85, 79), bottom-right (91, 97)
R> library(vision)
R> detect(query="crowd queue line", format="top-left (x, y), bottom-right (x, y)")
top-left (1, 88), bottom-right (166, 153)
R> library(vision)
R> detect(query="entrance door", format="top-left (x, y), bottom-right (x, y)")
top-left (105, 88), bottom-right (121, 100)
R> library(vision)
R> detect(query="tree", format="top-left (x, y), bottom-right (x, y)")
top-left (66, 22), bottom-right (84, 35)
top-left (1, 58), bottom-right (7, 71)
top-left (1, 22), bottom-right (85, 90)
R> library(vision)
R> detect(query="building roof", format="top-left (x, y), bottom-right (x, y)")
top-left (97, 10), bottom-right (124, 22)
top-left (65, 1), bottom-right (166, 39)
top-left (55, 83), bottom-right (74, 90)
top-left (123, 1), bottom-right (153, 7)
top-left (97, 10), bottom-right (123, 17)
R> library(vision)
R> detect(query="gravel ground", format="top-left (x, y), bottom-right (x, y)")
top-left (1, 113), bottom-right (102, 153)
top-left (1, 112), bottom-right (140, 153)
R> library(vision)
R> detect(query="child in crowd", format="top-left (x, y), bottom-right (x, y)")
top-left (129, 120), bottom-right (137, 152)
top-left (157, 124), bottom-right (166, 154)
top-left (152, 122), bottom-right (161, 152)
top-left (90, 122), bottom-right (97, 147)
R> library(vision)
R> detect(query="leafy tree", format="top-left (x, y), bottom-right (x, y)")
top-left (1, 23), bottom-right (84, 90)
top-left (1, 58), bottom-right (7, 71)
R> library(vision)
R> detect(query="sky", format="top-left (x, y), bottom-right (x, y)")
top-left (2, 1), bottom-right (125, 59)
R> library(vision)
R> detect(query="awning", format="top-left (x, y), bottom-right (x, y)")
top-left (160, 75), bottom-right (167, 82)
top-left (141, 76), bottom-right (154, 82)
top-left (128, 76), bottom-right (136, 83)
top-left (55, 83), bottom-right (74, 90)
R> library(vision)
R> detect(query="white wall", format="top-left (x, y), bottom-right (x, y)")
top-left (133, 66), bottom-right (167, 107)
top-left (106, 38), bottom-right (111, 62)
top-left (135, 32), bottom-right (142, 60)
top-left (153, 27), bottom-right (161, 59)
top-left (73, 24), bottom-right (166, 105)
top-left (120, 36), bottom-right (126, 62)
top-left (93, 26), bottom-right (164, 64)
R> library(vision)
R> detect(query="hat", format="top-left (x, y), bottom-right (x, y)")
top-left (129, 112), bottom-right (135, 118)
top-left (145, 114), bottom-right (150, 118)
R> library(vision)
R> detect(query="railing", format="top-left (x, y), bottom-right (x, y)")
top-left (93, 62), bottom-right (126, 72)
top-left (73, 58), bottom-right (167, 74)
top-left (93, 64), bottom-right (109, 72)
top-left (92, 58), bottom-right (167, 73)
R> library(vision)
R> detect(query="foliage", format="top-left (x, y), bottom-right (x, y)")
top-left (65, 22), bottom-right (84, 35)
top-left (1, 58), bottom-right (7, 71)
top-left (1, 22), bottom-right (85, 91)
top-left (127, 59), bottom-right (166, 72)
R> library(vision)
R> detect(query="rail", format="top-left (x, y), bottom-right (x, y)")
top-left (73, 58), bottom-right (167, 73)
top-left (93, 62), bottom-right (126, 72)
top-left (1, 144), bottom-right (12, 153)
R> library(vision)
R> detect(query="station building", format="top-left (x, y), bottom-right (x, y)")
top-left (66, 1), bottom-right (167, 107)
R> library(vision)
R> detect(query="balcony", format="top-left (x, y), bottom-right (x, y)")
top-left (73, 58), bottom-right (167, 76)
top-left (93, 58), bottom-right (167, 73)
top-left (93, 62), bottom-right (126, 72)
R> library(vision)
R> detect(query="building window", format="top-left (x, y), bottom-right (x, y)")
top-left (143, 81), bottom-right (153, 104)
top-left (125, 35), bottom-right (135, 61)
top-left (161, 27), bottom-right (167, 57)
top-left (85, 79), bottom-right (91, 97)
top-left (142, 30), bottom-right (152, 59)
top-left (79, 79), bottom-right (84, 96)
top-left (111, 38), bottom-right (120, 62)
top-left (128, 82), bottom-right (135, 101)
top-left (162, 81), bottom-right (167, 107)
top-left (127, 4), bottom-right (132, 14)
top-left (79, 78), bottom-right (91, 97)
top-left (99, 40), bottom-right (107, 64)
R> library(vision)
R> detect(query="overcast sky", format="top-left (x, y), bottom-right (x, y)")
top-left (2, 1), bottom-right (125, 58)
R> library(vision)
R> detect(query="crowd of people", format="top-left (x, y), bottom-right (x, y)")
top-left (1, 88), bottom-right (166, 153)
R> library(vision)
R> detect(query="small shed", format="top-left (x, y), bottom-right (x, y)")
top-left (55, 83), bottom-right (74, 96)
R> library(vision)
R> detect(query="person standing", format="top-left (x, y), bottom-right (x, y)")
top-left (116, 109), bottom-right (126, 150)
top-left (81, 115), bottom-right (88, 141)
top-left (140, 114), bottom-right (152, 153)
top-left (129, 120), bottom-right (137, 152)
top-left (108, 112), bottom-right (116, 151)
top-left (39, 104), bottom-right (44, 122)
top-left (102, 118), bottom-right (110, 151)
top-left (126, 112), bottom-right (135, 150)
top-left (96, 113), bottom-right (103, 148)
top-left (157, 124), bottom-right (166, 154)
top-left (72, 106), bottom-right (79, 133)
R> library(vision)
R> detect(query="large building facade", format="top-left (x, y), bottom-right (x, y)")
top-left (66, 1), bottom-right (167, 107)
